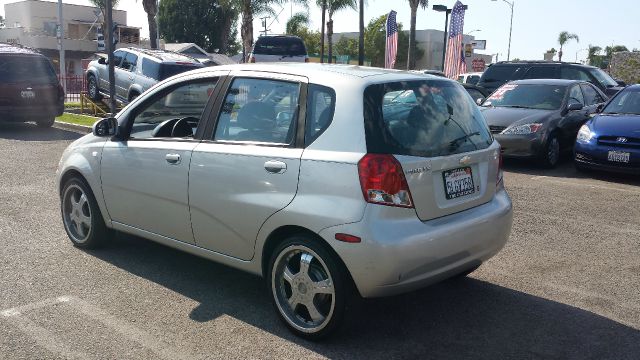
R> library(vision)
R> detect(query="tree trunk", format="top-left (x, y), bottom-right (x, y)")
top-left (320, 1), bottom-right (326, 63)
top-left (558, 45), bottom-right (563, 62)
top-left (147, 11), bottom-right (158, 49)
top-left (358, 0), bottom-right (364, 65)
top-left (217, 10), bottom-right (233, 54)
top-left (241, 0), bottom-right (253, 62)
top-left (327, 19), bottom-right (333, 64)
top-left (407, 5), bottom-right (417, 70)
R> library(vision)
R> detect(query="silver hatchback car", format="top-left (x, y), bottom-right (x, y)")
top-left (57, 64), bottom-right (513, 339)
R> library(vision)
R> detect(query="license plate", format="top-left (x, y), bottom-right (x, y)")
top-left (443, 167), bottom-right (475, 200)
top-left (607, 150), bottom-right (630, 163)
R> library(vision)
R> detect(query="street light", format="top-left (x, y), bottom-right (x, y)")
top-left (433, 4), bottom-right (468, 71)
top-left (491, 0), bottom-right (514, 61)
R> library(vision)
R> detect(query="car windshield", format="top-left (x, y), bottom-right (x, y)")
top-left (482, 84), bottom-right (566, 110)
top-left (253, 37), bottom-right (307, 56)
top-left (0, 56), bottom-right (57, 84)
top-left (602, 90), bottom-right (640, 115)
top-left (589, 68), bottom-right (618, 87)
top-left (364, 80), bottom-right (492, 158)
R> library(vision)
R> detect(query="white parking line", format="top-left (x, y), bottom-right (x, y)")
top-left (1, 296), bottom-right (194, 360)
top-left (530, 175), bottom-right (640, 194)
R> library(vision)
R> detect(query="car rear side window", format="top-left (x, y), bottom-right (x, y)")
top-left (0, 55), bottom-right (57, 84)
top-left (253, 37), bottom-right (307, 56)
top-left (305, 84), bottom-right (335, 145)
top-left (561, 67), bottom-right (591, 81)
top-left (364, 80), bottom-right (492, 158)
top-left (213, 78), bottom-right (300, 145)
top-left (480, 65), bottom-right (524, 82)
top-left (524, 66), bottom-right (559, 79)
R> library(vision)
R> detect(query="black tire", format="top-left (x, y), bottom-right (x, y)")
top-left (267, 234), bottom-right (351, 340)
top-left (539, 133), bottom-right (560, 168)
top-left (87, 75), bottom-right (102, 101)
top-left (36, 117), bottom-right (55, 128)
top-left (128, 92), bottom-right (140, 103)
top-left (60, 177), bottom-right (110, 249)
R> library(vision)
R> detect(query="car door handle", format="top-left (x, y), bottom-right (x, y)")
top-left (264, 160), bottom-right (287, 174)
top-left (165, 153), bottom-right (181, 164)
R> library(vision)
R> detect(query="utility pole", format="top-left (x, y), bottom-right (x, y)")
top-left (358, 0), bottom-right (364, 65)
top-left (106, 0), bottom-right (116, 115)
top-left (57, 0), bottom-right (66, 94)
top-left (320, 0), bottom-right (326, 63)
top-left (259, 16), bottom-right (270, 36)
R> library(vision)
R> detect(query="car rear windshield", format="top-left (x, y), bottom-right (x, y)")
top-left (364, 80), bottom-right (493, 158)
top-left (482, 84), bottom-right (566, 110)
top-left (480, 64), bottom-right (524, 83)
top-left (0, 55), bottom-right (57, 84)
top-left (603, 89), bottom-right (640, 115)
top-left (142, 59), bottom-right (201, 81)
top-left (253, 37), bottom-right (307, 56)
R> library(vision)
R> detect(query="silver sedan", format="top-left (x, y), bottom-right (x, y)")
top-left (57, 64), bottom-right (513, 339)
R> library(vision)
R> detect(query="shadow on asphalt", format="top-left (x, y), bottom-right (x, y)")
top-left (87, 233), bottom-right (640, 359)
top-left (503, 157), bottom-right (640, 187)
top-left (0, 122), bottom-right (82, 141)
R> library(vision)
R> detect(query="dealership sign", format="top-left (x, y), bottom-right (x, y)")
top-left (472, 58), bottom-right (486, 72)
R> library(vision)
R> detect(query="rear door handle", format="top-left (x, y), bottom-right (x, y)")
top-left (264, 160), bottom-right (287, 174)
top-left (165, 153), bottom-right (181, 164)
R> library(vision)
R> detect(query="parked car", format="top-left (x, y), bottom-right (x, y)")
top-left (86, 47), bottom-right (203, 103)
top-left (457, 72), bottom-right (483, 85)
top-left (416, 69), bottom-right (446, 77)
top-left (477, 61), bottom-right (624, 97)
top-left (0, 43), bottom-right (63, 127)
top-left (574, 84), bottom-right (640, 174)
top-left (480, 79), bottom-right (607, 167)
top-left (410, 70), bottom-right (488, 103)
top-left (248, 35), bottom-right (308, 63)
top-left (57, 64), bottom-right (512, 339)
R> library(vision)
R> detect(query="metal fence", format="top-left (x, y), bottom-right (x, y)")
top-left (59, 75), bottom-right (86, 103)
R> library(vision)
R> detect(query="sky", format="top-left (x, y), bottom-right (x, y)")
top-left (1, 0), bottom-right (639, 64)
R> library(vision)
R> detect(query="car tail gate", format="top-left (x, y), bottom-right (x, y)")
top-left (0, 55), bottom-right (60, 106)
top-left (363, 79), bottom-right (499, 220)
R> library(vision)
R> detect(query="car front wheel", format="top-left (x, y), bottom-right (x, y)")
top-left (87, 75), bottom-right (102, 101)
top-left (61, 177), bottom-right (110, 248)
top-left (540, 133), bottom-right (560, 168)
top-left (268, 235), bottom-right (349, 340)
top-left (36, 117), bottom-right (55, 127)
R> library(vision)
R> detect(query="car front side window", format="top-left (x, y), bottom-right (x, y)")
top-left (568, 85), bottom-right (584, 105)
top-left (129, 79), bottom-right (218, 139)
top-left (581, 84), bottom-right (604, 106)
top-left (213, 78), bottom-right (300, 145)
top-left (112, 50), bottom-right (125, 67)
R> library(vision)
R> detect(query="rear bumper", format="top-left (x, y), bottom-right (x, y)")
top-left (0, 104), bottom-right (64, 121)
top-left (319, 189), bottom-right (513, 298)
top-left (574, 141), bottom-right (640, 174)
top-left (494, 133), bottom-right (544, 158)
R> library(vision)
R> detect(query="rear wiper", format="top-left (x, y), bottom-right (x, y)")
top-left (449, 131), bottom-right (480, 150)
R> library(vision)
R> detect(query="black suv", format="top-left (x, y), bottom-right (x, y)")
top-left (477, 61), bottom-right (623, 97)
top-left (0, 44), bottom-right (64, 127)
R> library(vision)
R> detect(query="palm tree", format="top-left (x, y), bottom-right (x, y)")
top-left (358, 0), bottom-right (364, 65)
top-left (317, 0), bottom-right (327, 63)
top-left (587, 45), bottom-right (601, 66)
top-left (557, 31), bottom-right (579, 62)
top-left (140, 0), bottom-right (159, 49)
top-left (325, 0), bottom-right (357, 64)
top-left (407, 0), bottom-right (428, 70)
top-left (286, 12), bottom-right (309, 35)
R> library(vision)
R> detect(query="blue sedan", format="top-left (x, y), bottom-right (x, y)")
top-left (574, 85), bottom-right (640, 174)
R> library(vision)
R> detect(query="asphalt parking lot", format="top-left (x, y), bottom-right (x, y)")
top-left (0, 123), bottom-right (638, 360)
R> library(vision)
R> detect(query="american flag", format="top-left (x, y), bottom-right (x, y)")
top-left (444, 1), bottom-right (467, 79)
top-left (385, 10), bottom-right (398, 69)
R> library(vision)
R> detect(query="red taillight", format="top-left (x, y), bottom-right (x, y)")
top-left (496, 148), bottom-right (504, 188)
top-left (358, 154), bottom-right (413, 208)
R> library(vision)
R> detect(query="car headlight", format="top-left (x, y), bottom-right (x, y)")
top-left (501, 123), bottom-right (543, 135)
top-left (576, 124), bottom-right (595, 143)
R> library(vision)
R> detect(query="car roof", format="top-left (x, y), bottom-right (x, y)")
top-left (0, 43), bottom-right (43, 56)
top-left (188, 63), bottom-right (456, 86)
top-left (510, 79), bottom-right (584, 86)
top-left (124, 47), bottom-right (201, 64)
top-left (491, 61), bottom-right (598, 69)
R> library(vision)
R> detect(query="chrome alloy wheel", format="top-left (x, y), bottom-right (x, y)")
top-left (271, 245), bottom-right (336, 334)
top-left (62, 184), bottom-right (92, 244)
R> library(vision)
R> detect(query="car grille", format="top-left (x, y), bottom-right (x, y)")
top-left (489, 125), bottom-right (506, 134)
top-left (598, 136), bottom-right (640, 149)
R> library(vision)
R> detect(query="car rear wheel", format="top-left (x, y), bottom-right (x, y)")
top-left (268, 235), bottom-right (349, 340)
top-left (61, 177), bottom-right (110, 248)
top-left (87, 75), bottom-right (102, 101)
top-left (36, 117), bottom-right (55, 128)
top-left (540, 134), bottom-right (560, 168)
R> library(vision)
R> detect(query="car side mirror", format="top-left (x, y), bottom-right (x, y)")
top-left (615, 79), bottom-right (626, 87)
top-left (98, 57), bottom-right (106, 65)
top-left (567, 103), bottom-right (583, 111)
top-left (93, 117), bottom-right (118, 137)
top-left (476, 98), bottom-right (484, 106)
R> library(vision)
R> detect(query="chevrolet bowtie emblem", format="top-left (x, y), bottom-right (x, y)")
top-left (459, 155), bottom-right (472, 165)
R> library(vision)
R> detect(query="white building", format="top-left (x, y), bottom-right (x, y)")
top-left (0, 0), bottom-right (140, 75)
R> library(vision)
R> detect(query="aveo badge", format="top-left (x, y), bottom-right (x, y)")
top-left (21, 89), bottom-right (36, 99)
